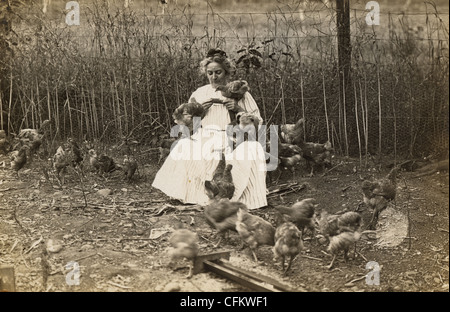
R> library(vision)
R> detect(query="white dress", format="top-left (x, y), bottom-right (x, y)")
top-left (151, 84), bottom-right (268, 209)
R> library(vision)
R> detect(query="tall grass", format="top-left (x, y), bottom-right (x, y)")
top-left (2, 0), bottom-right (449, 160)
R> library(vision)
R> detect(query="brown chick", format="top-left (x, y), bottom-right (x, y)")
top-left (10, 146), bottom-right (29, 178)
top-left (167, 229), bottom-right (199, 278)
top-left (327, 231), bottom-right (362, 270)
top-left (0, 130), bottom-right (10, 154)
top-left (66, 138), bottom-right (83, 168)
top-left (88, 149), bottom-right (117, 175)
top-left (204, 198), bottom-right (248, 247)
top-left (216, 80), bottom-right (249, 101)
top-left (53, 146), bottom-right (70, 184)
top-left (236, 208), bottom-right (275, 262)
top-left (278, 154), bottom-right (303, 181)
top-left (298, 141), bottom-right (334, 177)
top-left (280, 118), bottom-right (304, 145)
top-left (273, 222), bottom-right (304, 276)
top-left (122, 155), bottom-right (138, 182)
top-left (275, 198), bottom-right (317, 239)
top-left (205, 156), bottom-right (235, 200)
top-left (362, 167), bottom-right (398, 230)
top-left (172, 102), bottom-right (205, 129)
top-left (317, 210), bottom-right (362, 243)
top-left (16, 119), bottom-right (50, 159)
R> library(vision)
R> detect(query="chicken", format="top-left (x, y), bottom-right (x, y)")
top-left (204, 198), bottom-right (247, 246)
top-left (327, 231), bottom-right (362, 270)
top-left (273, 222), bottom-right (304, 276)
top-left (278, 154), bottom-right (303, 181)
top-left (204, 154), bottom-right (235, 200)
top-left (317, 210), bottom-right (362, 242)
top-left (121, 155), bottom-right (138, 182)
top-left (16, 119), bottom-right (50, 159)
top-left (167, 229), bottom-right (199, 278)
top-left (0, 130), bottom-right (10, 154)
top-left (88, 149), bottom-right (117, 175)
top-left (316, 210), bottom-right (362, 269)
top-left (361, 167), bottom-right (398, 230)
top-left (216, 80), bottom-right (249, 102)
top-left (10, 146), bottom-right (29, 178)
top-left (280, 118), bottom-right (304, 145)
top-left (298, 141), bottom-right (333, 177)
top-left (172, 102), bottom-right (205, 129)
top-left (226, 112), bottom-right (260, 151)
top-left (52, 146), bottom-right (70, 184)
top-left (158, 137), bottom-right (178, 164)
top-left (66, 138), bottom-right (83, 168)
top-left (235, 208), bottom-right (275, 262)
top-left (275, 198), bottom-right (317, 238)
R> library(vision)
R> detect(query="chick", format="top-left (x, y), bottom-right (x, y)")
top-left (273, 222), bottom-right (304, 276)
top-left (121, 155), bottom-right (138, 182)
top-left (205, 159), bottom-right (235, 200)
top-left (236, 208), bottom-right (275, 262)
top-left (275, 198), bottom-right (317, 239)
top-left (362, 167), bottom-right (398, 229)
top-left (53, 146), bottom-right (70, 184)
top-left (204, 199), bottom-right (247, 247)
top-left (216, 80), bottom-right (249, 101)
top-left (66, 138), bottom-right (83, 168)
top-left (10, 146), bottom-right (29, 178)
top-left (327, 231), bottom-right (362, 270)
top-left (88, 149), bottom-right (117, 175)
top-left (167, 229), bottom-right (199, 278)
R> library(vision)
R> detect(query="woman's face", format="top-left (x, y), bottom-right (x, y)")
top-left (206, 61), bottom-right (228, 88)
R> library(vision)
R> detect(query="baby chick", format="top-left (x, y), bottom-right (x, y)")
top-left (273, 222), bottom-right (304, 276)
top-left (167, 229), bottom-right (199, 278)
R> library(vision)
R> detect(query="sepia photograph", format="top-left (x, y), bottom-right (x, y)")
top-left (0, 0), bottom-right (448, 295)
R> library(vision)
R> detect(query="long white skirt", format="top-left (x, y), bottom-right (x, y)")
top-left (151, 128), bottom-right (268, 209)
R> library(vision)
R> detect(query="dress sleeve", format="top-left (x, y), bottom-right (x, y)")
top-left (238, 92), bottom-right (263, 124)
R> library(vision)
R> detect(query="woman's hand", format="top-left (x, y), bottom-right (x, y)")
top-left (223, 99), bottom-right (244, 112)
top-left (201, 99), bottom-right (215, 110)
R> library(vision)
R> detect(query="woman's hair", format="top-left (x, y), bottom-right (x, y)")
top-left (199, 48), bottom-right (235, 76)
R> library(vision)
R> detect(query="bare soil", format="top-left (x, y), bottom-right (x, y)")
top-left (0, 152), bottom-right (448, 292)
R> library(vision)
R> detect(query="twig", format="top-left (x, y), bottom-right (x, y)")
top-left (356, 251), bottom-right (368, 262)
top-left (73, 253), bottom-right (98, 262)
top-left (301, 255), bottom-right (323, 262)
top-left (345, 274), bottom-right (367, 285)
top-left (438, 228), bottom-right (449, 233)
top-left (321, 162), bottom-right (343, 177)
top-left (107, 281), bottom-right (132, 289)
top-left (0, 187), bottom-right (16, 192)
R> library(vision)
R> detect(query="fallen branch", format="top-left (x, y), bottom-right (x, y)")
top-left (345, 274), bottom-right (367, 286)
top-left (356, 251), bottom-right (368, 262)
top-left (321, 162), bottom-right (343, 177)
top-left (301, 255), bottom-right (323, 262)
top-left (438, 228), bottom-right (449, 234)
top-left (0, 187), bottom-right (16, 192)
top-left (107, 281), bottom-right (132, 289)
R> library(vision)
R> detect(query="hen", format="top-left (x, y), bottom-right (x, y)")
top-left (216, 80), bottom-right (249, 101)
top-left (167, 228), bottom-right (199, 278)
top-left (158, 137), bottom-right (178, 164)
top-left (298, 141), bottom-right (333, 177)
top-left (316, 210), bottom-right (362, 269)
top-left (204, 198), bottom-right (247, 246)
top-left (280, 118), bottom-right (304, 145)
top-left (16, 119), bottom-right (50, 159)
top-left (66, 138), bottom-right (83, 168)
top-left (275, 198), bottom-right (317, 239)
top-left (226, 112), bottom-right (260, 151)
top-left (172, 102), bottom-right (205, 129)
top-left (121, 155), bottom-right (138, 182)
top-left (88, 149), bottom-right (117, 175)
top-left (10, 146), bottom-right (29, 178)
top-left (236, 208), bottom-right (275, 262)
top-left (205, 154), bottom-right (235, 200)
top-left (361, 167), bottom-right (398, 230)
top-left (268, 142), bottom-right (303, 183)
top-left (272, 222), bottom-right (304, 276)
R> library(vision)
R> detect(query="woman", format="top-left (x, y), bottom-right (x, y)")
top-left (152, 48), bottom-right (267, 209)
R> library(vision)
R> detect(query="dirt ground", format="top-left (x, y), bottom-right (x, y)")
top-left (0, 150), bottom-right (448, 293)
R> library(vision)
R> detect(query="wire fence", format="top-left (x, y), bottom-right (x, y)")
top-left (1, 0), bottom-right (448, 161)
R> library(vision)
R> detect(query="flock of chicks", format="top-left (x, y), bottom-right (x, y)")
top-left (169, 163), bottom-right (398, 278)
top-left (2, 120), bottom-right (138, 185)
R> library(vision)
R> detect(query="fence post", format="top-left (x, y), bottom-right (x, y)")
top-left (336, 0), bottom-right (355, 156)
